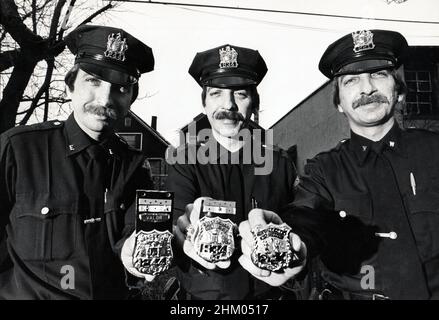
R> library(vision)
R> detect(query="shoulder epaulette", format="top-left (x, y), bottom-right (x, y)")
top-left (5, 120), bottom-right (64, 138)
top-left (313, 138), bottom-right (349, 158)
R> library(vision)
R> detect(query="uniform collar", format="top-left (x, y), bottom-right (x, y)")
top-left (199, 132), bottom-right (265, 166)
top-left (349, 123), bottom-right (407, 166)
top-left (64, 114), bottom-right (124, 158)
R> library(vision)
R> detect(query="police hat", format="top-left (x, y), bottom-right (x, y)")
top-left (65, 24), bottom-right (154, 85)
top-left (188, 44), bottom-right (267, 87)
top-left (319, 29), bottom-right (408, 79)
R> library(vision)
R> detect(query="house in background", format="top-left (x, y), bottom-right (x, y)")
top-left (271, 46), bottom-right (439, 174)
top-left (115, 111), bottom-right (170, 190)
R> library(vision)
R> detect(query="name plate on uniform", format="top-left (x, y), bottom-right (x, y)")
top-left (133, 190), bottom-right (173, 276)
top-left (251, 223), bottom-right (298, 272)
top-left (188, 199), bottom-right (237, 263)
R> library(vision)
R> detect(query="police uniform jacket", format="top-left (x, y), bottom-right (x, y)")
top-left (283, 124), bottom-right (439, 299)
top-left (166, 135), bottom-right (296, 300)
top-left (0, 115), bottom-right (152, 299)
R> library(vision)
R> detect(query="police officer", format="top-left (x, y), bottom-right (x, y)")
top-left (240, 29), bottom-right (439, 300)
top-left (0, 24), bottom-right (155, 299)
top-left (166, 44), bottom-right (299, 300)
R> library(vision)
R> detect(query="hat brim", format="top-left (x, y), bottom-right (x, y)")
top-left (79, 62), bottom-right (137, 86)
top-left (335, 59), bottom-right (396, 77)
top-left (202, 76), bottom-right (257, 88)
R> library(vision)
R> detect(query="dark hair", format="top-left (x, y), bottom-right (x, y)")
top-left (64, 64), bottom-right (139, 102)
top-left (201, 85), bottom-right (260, 112)
top-left (332, 68), bottom-right (407, 108)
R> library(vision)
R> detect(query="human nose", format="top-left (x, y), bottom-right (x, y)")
top-left (222, 91), bottom-right (238, 111)
top-left (359, 75), bottom-right (377, 95)
top-left (95, 82), bottom-right (114, 107)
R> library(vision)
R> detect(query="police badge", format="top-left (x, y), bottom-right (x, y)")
top-left (219, 46), bottom-right (238, 68)
top-left (189, 200), bottom-right (237, 263)
top-left (251, 223), bottom-right (298, 272)
top-left (104, 32), bottom-right (128, 61)
top-left (351, 30), bottom-right (375, 53)
top-left (133, 190), bottom-right (174, 275)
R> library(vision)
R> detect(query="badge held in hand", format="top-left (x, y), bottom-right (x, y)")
top-left (133, 190), bottom-right (174, 276)
top-left (251, 223), bottom-right (298, 272)
top-left (188, 199), bottom-right (236, 263)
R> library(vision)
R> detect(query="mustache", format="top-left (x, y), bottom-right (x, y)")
top-left (214, 111), bottom-right (245, 122)
top-left (84, 104), bottom-right (118, 120)
top-left (353, 94), bottom-right (389, 109)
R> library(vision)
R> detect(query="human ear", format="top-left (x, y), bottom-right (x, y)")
top-left (337, 105), bottom-right (344, 113)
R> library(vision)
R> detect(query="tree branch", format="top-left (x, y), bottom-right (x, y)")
top-left (78, 2), bottom-right (113, 26)
top-left (49, 0), bottom-right (67, 40)
top-left (0, 49), bottom-right (20, 72)
top-left (0, 0), bottom-right (43, 47)
top-left (20, 58), bottom-right (55, 125)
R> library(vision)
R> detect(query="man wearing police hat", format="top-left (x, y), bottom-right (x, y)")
top-left (166, 44), bottom-right (301, 300)
top-left (240, 29), bottom-right (439, 299)
top-left (0, 24), bottom-right (155, 299)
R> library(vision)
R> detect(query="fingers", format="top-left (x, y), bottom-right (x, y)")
top-left (247, 209), bottom-right (283, 229)
top-left (120, 231), bottom-right (156, 281)
top-left (183, 239), bottom-right (216, 270)
top-left (289, 232), bottom-right (307, 267)
top-left (238, 255), bottom-right (270, 278)
top-left (125, 265), bottom-right (156, 281)
top-left (187, 197), bottom-right (213, 224)
top-left (238, 220), bottom-right (252, 244)
top-left (216, 260), bottom-right (231, 269)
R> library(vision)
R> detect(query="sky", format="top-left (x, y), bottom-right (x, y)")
top-left (83, 0), bottom-right (439, 145)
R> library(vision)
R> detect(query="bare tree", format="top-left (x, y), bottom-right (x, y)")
top-left (0, 0), bottom-right (114, 134)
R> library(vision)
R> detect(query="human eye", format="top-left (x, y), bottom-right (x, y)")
top-left (342, 76), bottom-right (358, 86)
top-left (86, 77), bottom-right (101, 86)
top-left (371, 70), bottom-right (389, 78)
top-left (234, 90), bottom-right (249, 99)
top-left (208, 89), bottom-right (221, 97)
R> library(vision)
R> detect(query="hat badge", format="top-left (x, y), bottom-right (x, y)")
top-left (104, 32), bottom-right (128, 61)
top-left (219, 46), bottom-right (238, 68)
top-left (351, 30), bottom-right (375, 53)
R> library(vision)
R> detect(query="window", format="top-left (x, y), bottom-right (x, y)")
top-left (147, 157), bottom-right (168, 190)
top-left (117, 132), bottom-right (143, 150)
top-left (124, 117), bottom-right (132, 127)
top-left (404, 70), bottom-right (435, 118)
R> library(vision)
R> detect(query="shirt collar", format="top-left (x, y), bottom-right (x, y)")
top-left (199, 133), bottom-right (265, 166)
top-left (64, 114), bottom-right (95, 156)
top-left (64, 114), bottom-right (123, 159)
top-left (349, 123), bottom-right (407, 166)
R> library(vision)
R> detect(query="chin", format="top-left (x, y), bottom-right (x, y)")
top-left (218, 127), bottom-right (241, 138)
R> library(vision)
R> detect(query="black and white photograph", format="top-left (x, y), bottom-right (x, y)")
top-left (1, 0), bottom-right (439, 309)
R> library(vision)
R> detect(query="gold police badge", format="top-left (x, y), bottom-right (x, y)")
top-left (133, 230), bottom-right (173, 275)
top-left (251, 223), bottom-right (298, 272)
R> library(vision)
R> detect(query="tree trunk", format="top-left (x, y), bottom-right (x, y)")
top-left (0, 51), bottom-right (36, 134)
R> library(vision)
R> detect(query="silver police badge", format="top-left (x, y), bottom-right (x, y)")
top-left (251, 223), bottom-right (297, 272)
top-left (133, 230), bottom-right (173, 276)
top-left (219, 45), bottom-right (238, 68)
top-left (351, 30), bottom-right (375, 53)
top-left (105, 32), bottom-right (128, 61)
top-left (189, 216), bottom-right (236, 263)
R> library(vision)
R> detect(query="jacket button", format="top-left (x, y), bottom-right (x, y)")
top-left (41, 207), bottom-right (50, 215)
top-left (339, 210), bottom-right (347, 218)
